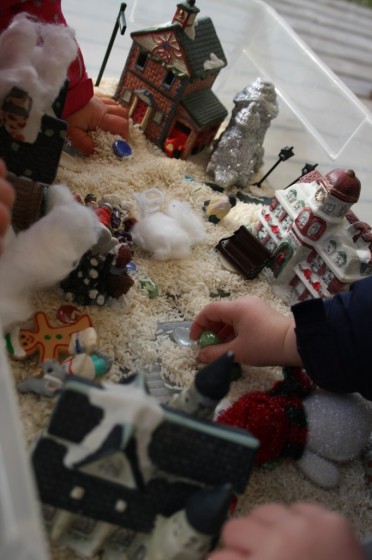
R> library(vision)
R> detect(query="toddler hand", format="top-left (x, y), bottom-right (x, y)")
top-left (209, 503), bottom-right (366, 560)
top-left (190, 296), bottom-right (301, 367)
top-left (65, 95), bottom-right (129, 155)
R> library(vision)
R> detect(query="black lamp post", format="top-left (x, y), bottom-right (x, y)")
top-left (95, 3), bottom-right (127, 87)
top-left (285, 162), bottom-right (319, 188)
top-left (253, 146), bottom-right (295, 188)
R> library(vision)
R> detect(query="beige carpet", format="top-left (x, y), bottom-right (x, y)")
top-left (9, 84), bottom-right (371, 559)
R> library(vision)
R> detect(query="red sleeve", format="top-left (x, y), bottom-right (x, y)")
top-left (0, 0), bottom-right (93, 117)
top-left (62, 50), bottom-right (94, 118)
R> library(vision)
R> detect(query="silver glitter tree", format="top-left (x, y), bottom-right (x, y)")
top-left (207, 78), bottom-right (278, 189)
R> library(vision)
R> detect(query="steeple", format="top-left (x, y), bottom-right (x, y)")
top-left (172, 0), bottom-right (200, 39)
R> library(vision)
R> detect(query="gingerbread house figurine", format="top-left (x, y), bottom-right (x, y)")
top-left (252, 168), bottom-right (372, 302)
top-left (114, 0), bottom-right (228, 159)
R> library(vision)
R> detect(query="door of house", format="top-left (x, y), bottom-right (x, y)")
top-left (131, 99), bottom-right (148, 125)
top-left (164, 122), bottom-right (191, 158)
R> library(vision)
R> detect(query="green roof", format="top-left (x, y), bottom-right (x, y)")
top-left (181, 89), bottom-right (228, 127)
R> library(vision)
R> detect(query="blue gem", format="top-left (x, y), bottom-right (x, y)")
top-left (126, 261), bottom-right (137, 274)
top-left (113, 139), bottom-right (132, 158)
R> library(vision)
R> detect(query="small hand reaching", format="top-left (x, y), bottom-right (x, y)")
top-left (190, 295), bottom-right (302, 367)
top-left (65, 95), bottom-right (129, 155)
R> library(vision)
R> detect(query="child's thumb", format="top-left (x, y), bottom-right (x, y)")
top-left (198, 342), bottom-right (232, 364)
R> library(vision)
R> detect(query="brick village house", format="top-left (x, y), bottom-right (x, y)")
top-left (114, 0), bottom-right (228, 159)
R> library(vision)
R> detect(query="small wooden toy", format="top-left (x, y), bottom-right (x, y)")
top-left (0, 86), bottom-right (32, 142)
top-left (169, 352), bottom-right (233, 420)
top-left (5, 311), bottom-right (93, 362)
top-left (6, 172), bottom-right (46, 233)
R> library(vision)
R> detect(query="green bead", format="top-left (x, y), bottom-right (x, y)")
top-left (139, 277), bottom-right (158, 299)
top-left (198, 330), bottom-right (221, 348)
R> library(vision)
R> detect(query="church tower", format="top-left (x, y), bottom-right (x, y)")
top-left (172, 0), bottom-right (200, 39)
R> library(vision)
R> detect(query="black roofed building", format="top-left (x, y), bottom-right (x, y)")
top-left (114, 0), bottom-right (228, 159)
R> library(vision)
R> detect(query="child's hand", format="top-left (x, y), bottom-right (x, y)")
top-left (190, 296), bottom-right (301, 367)
top-left (209, 503), bottom-right (366, 560)
top-left (0, 160), bottom-right (15, 254)
top-left (65, 95), bottom-right (129, 155)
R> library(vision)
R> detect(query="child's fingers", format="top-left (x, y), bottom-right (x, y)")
top-left (100, 113), bottom-right (129, 139)
top-left (67, 126), bottom-right (95, 155)
top-left (104, 101), bottom-right (129, 119)
top-left (197, 340), bottom-right (236, 364)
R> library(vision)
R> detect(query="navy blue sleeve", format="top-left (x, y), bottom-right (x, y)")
top-left (291, 276), bottom-right (372, 401)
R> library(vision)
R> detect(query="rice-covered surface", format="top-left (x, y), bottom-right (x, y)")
top-left (9, 81), bottom-right (372, 559)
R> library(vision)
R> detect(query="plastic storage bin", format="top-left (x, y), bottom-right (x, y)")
top-left (3, 1), bottom-right (372, 557)
top-left (0, 322), bottom-right (49, 560)
top-left (65, 0), bottom-right (372, 222)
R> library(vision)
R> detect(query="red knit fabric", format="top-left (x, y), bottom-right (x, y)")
top-left (217, 368), bottom-right (314, 466)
